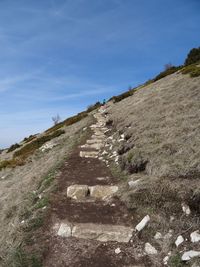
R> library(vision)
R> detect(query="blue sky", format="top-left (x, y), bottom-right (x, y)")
top-left (0, 0), bottom-right (199, 148)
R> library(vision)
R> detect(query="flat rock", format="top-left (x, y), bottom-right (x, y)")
top-left (80, 151), bottom-right (99, 158)
top-left (57, 223), bottom-right (72, 237)
top-left (182, 250), bottom-right (200, 261)
top-left (89, 185), bottom-right (118, 200)
top-left (175, 235), bottom-right (184, 247)
top-left (87, 139), bottom-right (103, 144)
top-left (72, 223), bottom-right (133, 243)
top-left (145, 243), bottom-right (158, 255)
top-left (191, 230), bottom-right (200, 243)
top-left (67, 185), bottom-right (89, 200)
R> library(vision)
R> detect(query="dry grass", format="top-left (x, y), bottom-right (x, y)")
top-left (0, 115), bottom-right (93, 266)
top-left (107, 72), bottom-right (200, 178)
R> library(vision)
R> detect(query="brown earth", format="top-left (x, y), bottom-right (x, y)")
top-left (30, 145), bottom-right (152, 267)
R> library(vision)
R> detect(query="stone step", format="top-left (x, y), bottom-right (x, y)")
top-left (67, 184), bottom-right (119, 200)
top-left (80, 151), bottom-right (99, 158)
top-left (80, 143), bottom-right (103, 150)
top-left (56, 222), bottom-right (133, 243)
top-left (87, 139), bottom-right (103, 145)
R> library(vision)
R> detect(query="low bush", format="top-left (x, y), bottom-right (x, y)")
top-left (86, 101), bottom-right (102, 112)
top-left (0, 158), bottom-right (24, 171)
top-left (153, 66), bottom-right (182, 82)
top-left (109, 88), bottom-right (136, 103)
top-left (46, 111), bottom-right (88, 134)
top-left (185, 47), bottom-right (200, 65)
top-left (181, 64), bottom-right (200, 77)
top-left (13, 129), bottom-right (65, 160)
top-left (7, 143), bottom-right (21, 153)
top-left (23, 135), bottom-right (37, 144)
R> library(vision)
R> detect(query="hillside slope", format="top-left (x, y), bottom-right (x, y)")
top-left (107, 71), bottom-right (200, 178)
top-left (0, 69), bottom-right (199, 267)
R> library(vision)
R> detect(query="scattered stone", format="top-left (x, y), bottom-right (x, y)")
top-left (145, 243), bottom-right (158, 255)
top-left (135, 215), bottom-right (150, 232)
top-left (57, 223), bottom-right (72, 237)
top-left (115, 247), bottom-right (121, 254)
top-left (89, 185), bottom-right (118, 200)
top-left (191, 230), bottom-right (200, 243)
top-left (182, 203), bottom-right (191, 216)
top-left (72, 223), bottom-right (133, 243)
top-left (67, 185), bottom-right (89, 200)
top-left (182, 251), bottom-right (200, 261)
top-left (175, 235), bottom-right (184, 247)
top-left (40, 141), bottom-right (57, 152)
top-left (154, 232), bottom-right (162, 240)
top-left (163, 255), bottom-right (169, 265)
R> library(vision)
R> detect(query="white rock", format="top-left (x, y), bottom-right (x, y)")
top-left (89, 185), bottom-right (118, 200)
top-left (57, 223), bottom-right (72, 237)
top-left (182, 251), bottom-right (200, 261)
top-left (135, 215), bottom-right (150, 232)
top-left (145, 243), bottom-right (158, 255)
top-left (182, 203), bottom-right (191, 215)
top-left (154, 232), bottom-right (162, 240)
top-left (128, 179), bottom-right (141, 188)
top-left (175, 235), bottom-right (184, 247)
top-left (163, 255), bottom-right (169, 265)
top-left (191, 230), bottom-right (200, 243)
top-left (67, 185), bottom-right (89, 200)
top-left (115, 247), bottom-right (121, 254)
top-left (120, 134), bottom-right (125, 139)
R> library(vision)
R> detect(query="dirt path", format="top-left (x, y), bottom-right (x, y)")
top-left (37, 108), bottom-right (151, 267)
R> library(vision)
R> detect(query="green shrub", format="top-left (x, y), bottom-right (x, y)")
top-left (7, 143), bottom-right (21, 153)
top-left (23, 135), bottom-right (37, 143)
top-left (185, 47), bottom-right (200, 65)
top-left (181, 64), bottom-right (200, 77)
top-left (86, 101), bottom-right (102, 112)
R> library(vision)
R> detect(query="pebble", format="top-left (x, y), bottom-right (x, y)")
top-left (175, 235), bottom-right (184, 247)
top-left (115, 247), bottom-right (121, 254)
top-left (135, 215), bottom-right (150, 232)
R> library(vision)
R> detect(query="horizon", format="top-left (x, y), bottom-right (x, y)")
top-left (0, 0), bottom-right (200, 148)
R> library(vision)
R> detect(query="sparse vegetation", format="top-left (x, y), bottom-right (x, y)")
top-left (168, 253), bottom-right (184, 267)
top-left (52, 114), bottom-right (61, 125)
top-left (46, 111), bottom-right (88, 134)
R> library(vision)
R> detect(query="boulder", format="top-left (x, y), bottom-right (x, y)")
top-left (72, 223), bottom-right (133, 243)
top-left (182, 251), bottom-right (200, 261)
top-left (89, 185), bottom-right (118, 200)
